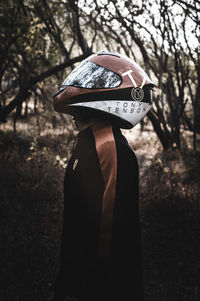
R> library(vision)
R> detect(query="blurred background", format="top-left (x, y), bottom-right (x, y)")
top-left (0, 0), bottom-right (200, 300)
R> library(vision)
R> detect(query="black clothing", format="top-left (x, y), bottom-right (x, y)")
top-left (53, 123), bottom-right (144, 301)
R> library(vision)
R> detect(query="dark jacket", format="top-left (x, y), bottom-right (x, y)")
top-left (53, 122), bottom-right (144, 301)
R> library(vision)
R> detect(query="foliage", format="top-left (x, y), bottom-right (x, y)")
top-left (0, 128), bottom-right (76, 300)
top-left (139, 147), bottom-right (200, 301)
top-left (140, 148), bottom-right (200, 207)
top-left (80, 0), bottom-right (200, 149)
top-left (0, 0), bottom-right (199, 150)
top-left (0, 128), bottom-right (200, 300)
top-left (0, 0), bottom-right (90, 124)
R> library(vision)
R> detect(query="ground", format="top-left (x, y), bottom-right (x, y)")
top-left (0, 119), bottom-right (200, 301)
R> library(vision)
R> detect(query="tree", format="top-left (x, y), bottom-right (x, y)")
top-left (1, 0), bottom-right (199, 150)
top-left (0, 0), bottom-right (91, 125)
top-left (79, 0), bottom-right (199, 149)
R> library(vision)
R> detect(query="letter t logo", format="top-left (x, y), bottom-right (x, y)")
top-left (122, 70), bottom-right (146, 88)
top-left (122, 70), bottom-right (137, 86)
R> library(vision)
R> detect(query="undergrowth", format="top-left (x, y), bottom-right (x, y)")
top-left (0, 129), bottom-right (199, 301)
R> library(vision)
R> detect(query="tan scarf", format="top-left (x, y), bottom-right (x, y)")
top-left (92, 121), bottom-right (117, 257)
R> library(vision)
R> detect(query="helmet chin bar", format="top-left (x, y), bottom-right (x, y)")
top-left (67, 100), bottom-right (152, 129)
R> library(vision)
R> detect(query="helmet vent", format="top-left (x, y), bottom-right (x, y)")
top-left (97, 51), bottom-right (120, 58)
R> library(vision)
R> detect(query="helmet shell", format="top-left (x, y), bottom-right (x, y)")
top-left (53, 52), bottom-right (154, 129)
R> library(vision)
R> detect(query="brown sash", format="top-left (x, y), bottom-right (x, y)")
top-left (92, 121), bottom-right (117, 256)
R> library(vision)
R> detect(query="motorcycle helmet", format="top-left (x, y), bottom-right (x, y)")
top-left (53, 51), bottom-right (154, 129)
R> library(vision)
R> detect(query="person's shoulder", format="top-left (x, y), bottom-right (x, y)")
top-left (113, 129), bottom-right (136, 156)
top-left (117, 139), bottom-right (137, 162)
top-left (113, 138), bottom-right (138, 177)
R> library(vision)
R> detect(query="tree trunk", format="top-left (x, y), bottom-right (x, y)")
top-left (148, 110), bottom-right (171, 150)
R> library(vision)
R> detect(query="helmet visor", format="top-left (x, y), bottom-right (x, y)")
top-left (61, 60), bottom-right (122, 89)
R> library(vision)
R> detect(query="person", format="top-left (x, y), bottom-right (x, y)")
top-left (52, 51), bottom-right (154, 301)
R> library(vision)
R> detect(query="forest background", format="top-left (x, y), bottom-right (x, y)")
top-left (0, 0), bottom-right (200, 300)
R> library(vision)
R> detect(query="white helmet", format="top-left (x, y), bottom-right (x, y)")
top-left (53, 51), bottom-right (154, 129)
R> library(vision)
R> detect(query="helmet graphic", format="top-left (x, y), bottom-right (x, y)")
top-left (53, 51), bottom-right (154, 129)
